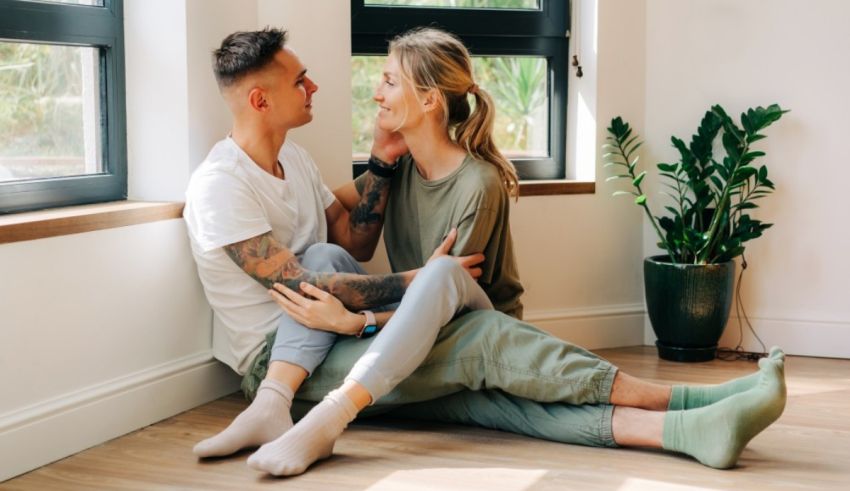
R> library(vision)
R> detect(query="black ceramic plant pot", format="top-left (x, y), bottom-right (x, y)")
top-left (644, 255), bottom-right (735, 362)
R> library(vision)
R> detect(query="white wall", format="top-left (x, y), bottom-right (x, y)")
top-left (0, 0), bottom-right (251, 480)
top-left (643, 0), bottom-right (850, 357)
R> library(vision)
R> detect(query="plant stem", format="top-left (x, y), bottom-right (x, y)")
top-left (697, 137), bottom-right (749, 264)
top-left (615, 138), bottom-right (671, 260)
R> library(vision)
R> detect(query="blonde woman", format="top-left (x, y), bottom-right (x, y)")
top-left (240, 27), bottom-right (787, 477)
top-left (339, 27), bottom-right (524, 319)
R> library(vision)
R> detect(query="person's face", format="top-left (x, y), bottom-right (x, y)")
top-left (254, 47), bottom-right (318, 130)
top-left (373, 53), bottom-right (428, 132)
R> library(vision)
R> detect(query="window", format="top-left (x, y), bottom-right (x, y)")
top-left (0, 0), bottom-right (126, 214)
top-left (351, 0), bottom-right (568, 180)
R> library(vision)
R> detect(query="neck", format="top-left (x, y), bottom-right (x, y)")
top-left (230, 119), bottom-right (287, 176)
top-left (402, 124), bottom-right (467, 181)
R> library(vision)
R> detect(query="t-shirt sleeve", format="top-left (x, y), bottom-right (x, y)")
top-left (185, 169), bottom-right (271, 252)
top-left (320, 183), bottom-right (335, 209)
top-left (452, 204), bottom-right (501, 285)
top-left (297, 144), bottom-right (336, 210)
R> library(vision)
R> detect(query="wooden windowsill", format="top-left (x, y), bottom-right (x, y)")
top-left (0, 201), bottom-right (185, 245)
top-left (0, 181), bottom-right (590, 244)
top-left (519, 180), bottom-right (595, 196)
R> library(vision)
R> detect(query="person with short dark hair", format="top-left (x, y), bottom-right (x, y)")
top-left (185, 27), bottom-right (490, 460)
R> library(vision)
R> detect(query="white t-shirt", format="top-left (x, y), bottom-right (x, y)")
top-left (183, 137), bottom-right (335, 374)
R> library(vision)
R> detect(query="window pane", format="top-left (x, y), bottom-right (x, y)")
top-left (0, 42), bottom-right (102, 182)
top-left (365, 0), bottom-right (539, 9)
top-left (25, 0), bottom-right (104, 6)
top-left (352, 55), bottom-right (548, 160)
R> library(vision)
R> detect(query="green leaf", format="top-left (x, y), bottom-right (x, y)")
top-left (664, 206), bottom-right (681, 217)
top-left (612, 190), bottom-right (636, 197)
top-left (709, 175), bottom-right (724, 192)
top-left (605, 175), bottom-right (630, 182)
top-left (625, 140), bottom-right (645, 157)
top-left (657, 163), bottom-right (677, 172)
top-left (633, 171), bottom-right (647, 187)
top-left (635, 195), bottom-right (647, 205)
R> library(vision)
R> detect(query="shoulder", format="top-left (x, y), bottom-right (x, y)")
top-left (456, 156), bottom-right (508, 205)
top-left (187, 140), bottom-right (248, 199)
top-left (189, 140), bottom-right (239, 188)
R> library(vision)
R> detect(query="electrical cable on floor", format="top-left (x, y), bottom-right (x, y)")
top-left (716, 252), bottom-right (768, 361)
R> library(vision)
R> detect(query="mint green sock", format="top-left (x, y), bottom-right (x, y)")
top-left (668, 347), bottom-right (785, 410)
top-left (662, 355), bottom-right (786, 469)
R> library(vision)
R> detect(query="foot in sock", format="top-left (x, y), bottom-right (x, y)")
top-left (193, 379), bottom-right (294, 458)
top-left (662, 354), bottom-right (787, 469)
top-left (668, 346), bottom-right (785, 410)
top-left (247, 389), bottom-right (358, 476)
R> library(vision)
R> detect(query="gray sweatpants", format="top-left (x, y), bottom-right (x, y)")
top-left (271, 242), bottom-right (492, 401)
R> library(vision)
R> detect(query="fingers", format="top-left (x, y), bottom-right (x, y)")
top-left (458, 252), bottom-right (485, 267)
top-left (466, 267), bottom-right (483, 279)
top-left (272, 283), bottom-right (310, 307)
top-left (436, 228), bottom-right (458, 255)
top-left (299, 282), bottom-right (331, 300)
top-left (269, 287), bottom-right (307, 320)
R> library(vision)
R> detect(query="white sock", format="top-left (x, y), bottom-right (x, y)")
top-left (246, 389), bottom-right (358, 476)
top-left (193, 379), bottom-right (294, 458)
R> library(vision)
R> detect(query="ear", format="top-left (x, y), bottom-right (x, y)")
top-left (247, 87), bottom-right (268, 112)
top-left (420, 88), bottom-right (441, 113)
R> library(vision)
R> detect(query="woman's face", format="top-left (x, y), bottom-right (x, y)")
top-left (373, 53), bottom-right (426, 132)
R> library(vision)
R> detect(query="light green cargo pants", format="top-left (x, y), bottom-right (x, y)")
top-left (243, 309), bottom-right (619, 448)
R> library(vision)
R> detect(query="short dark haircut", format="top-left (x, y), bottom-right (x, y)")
top-left (212, 27), bottom-right (288, 88)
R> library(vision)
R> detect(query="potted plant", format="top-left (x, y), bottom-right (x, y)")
top-left (604, 104), bottom-right (787, 361)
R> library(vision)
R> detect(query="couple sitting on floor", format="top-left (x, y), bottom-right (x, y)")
top-left (183, 26), bottom-right (787, 477)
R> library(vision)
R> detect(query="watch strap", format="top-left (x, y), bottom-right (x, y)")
top-left (367, 155), bottom-right (398, 178)
top-left (356, 310), bottom-right (379, 338)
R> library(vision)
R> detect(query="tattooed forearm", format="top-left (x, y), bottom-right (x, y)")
top-left (224, 232), bottom-right (408, 310)
top-left (349, 171), bottom-right (391, 233)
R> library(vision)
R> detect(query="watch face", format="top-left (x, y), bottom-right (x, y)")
top-left (364, 325), bottom-right (378, 336)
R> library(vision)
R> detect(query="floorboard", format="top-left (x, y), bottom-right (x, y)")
top-left (3, 346), bottom-right (849, 490)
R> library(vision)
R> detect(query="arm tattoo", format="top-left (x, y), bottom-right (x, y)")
top-left (224, 232), bottom-right (407, 310)
top-left (349, 172), bottom-right (391, 233)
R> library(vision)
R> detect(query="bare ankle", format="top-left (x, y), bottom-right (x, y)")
top-left (610, 372), bottom-right (671, 410)
top-left (266, 361), bottom-right (309, 394)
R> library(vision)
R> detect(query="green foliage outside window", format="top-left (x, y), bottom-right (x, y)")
top-left (351, 55), bottom-right (547, 159)
top-left (365, 0), bottom-right (539, 9)
top-left (0, 42), bottom-right (90, 180)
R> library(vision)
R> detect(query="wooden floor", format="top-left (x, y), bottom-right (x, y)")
top-left (3, 346), bottom-right (849, 490)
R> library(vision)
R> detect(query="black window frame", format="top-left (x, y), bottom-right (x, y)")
top-left (351, 0), bottom-right (568, 180)
top-left (0, 0), bottom-right (127, 214)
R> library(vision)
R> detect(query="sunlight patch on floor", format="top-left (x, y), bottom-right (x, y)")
top-left (617, 477), bottom-right (720, 491)
top-left (787, 377), bottom-right (850, 396)
top-left (364, 467), bottom-right (547, 491)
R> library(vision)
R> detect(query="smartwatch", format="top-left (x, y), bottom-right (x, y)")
top-left (356, 310), bottom-right (379, 338)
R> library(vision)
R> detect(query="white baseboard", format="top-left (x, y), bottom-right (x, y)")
top-left (524, 303), bottom-right (647, 350)
top-left (642, 314), bottom-right (850, 359)
top-left (0, 352), bottom-right (241, 482)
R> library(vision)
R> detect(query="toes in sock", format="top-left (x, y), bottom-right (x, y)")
top-left (193, 379), bottom-right (294, 458)
top-left (247, 389), bottom-right (358, 476)
top-left (662, 356), bottom-right (786, 469)
top-left (668, 346), bottom-right (787, 410)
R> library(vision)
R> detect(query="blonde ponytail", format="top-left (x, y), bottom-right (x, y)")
top-left (456, 87), bottom-right (519, 199)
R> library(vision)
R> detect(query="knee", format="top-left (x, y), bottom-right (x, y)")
top-left (420, 256), bottom-right (464, 281)
top-left (440, 310), bottom-right (511, 352)
top-left (301, 243), bottom-right (354, 272)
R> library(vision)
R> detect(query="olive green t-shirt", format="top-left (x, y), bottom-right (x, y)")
top-left (356, 153), bottom-right (524, 318)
